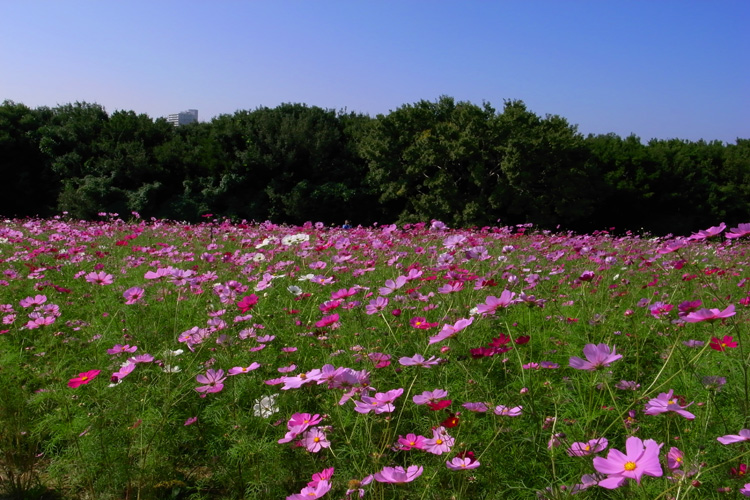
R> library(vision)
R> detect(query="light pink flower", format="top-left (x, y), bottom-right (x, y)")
top-left (593, 436), bottom-right (663, 489)
top-left (446, 455), bottom-right (481, 470)
top-left (428, 317), bottom-right (474, 345)
top-left (569, 344), bottom-right (622, 371)
top-left (302, 427), bottom-right (330, 453)
top-left (643, 389), bottom-right (694, 419)
top-left (475, 290), bottom-right (516, 315)
top-left (684, 304), bottom-right (736, 323)
top-left (228, 363), bottom-right (261, 375)
top-left (567, 437), bottom-right (608, 457)
top-left (717, 429), bottom-right (750, 445)
top-left (373, 465), bottom-right (423, 484)
top-left (398, 353), bottom-right (441, 367)
top-left (494, 405), bottom-right (523, 417)
top-left (286, 479), bottom-right (331, 500)
top-left (423, 426), bottom-right (454, 455)
top-left (195, 369), bottom-right (226, 393)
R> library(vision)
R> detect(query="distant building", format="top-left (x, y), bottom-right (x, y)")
top-left (167, 109), bottom-right (198, 126)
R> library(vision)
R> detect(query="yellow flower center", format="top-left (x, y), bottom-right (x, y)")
top-left (436, 439), bottom-right (443, 445)
top-left (668, 399), bottom-right (676, 405)
top-left (314, 437), bottom-right (320, 443)
top-left (623, 461), bottom-right (637, 471)
top-left (584, 445), bottom-right (590, 451)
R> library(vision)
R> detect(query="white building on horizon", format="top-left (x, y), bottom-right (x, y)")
top-left (167, 109), bottom-right (198, 126)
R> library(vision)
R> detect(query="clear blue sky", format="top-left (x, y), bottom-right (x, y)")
top-left (1, 1), bottom-right (748, 143)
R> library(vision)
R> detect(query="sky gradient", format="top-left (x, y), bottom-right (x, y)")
top-left (2, 1), bottom-right (748, 143)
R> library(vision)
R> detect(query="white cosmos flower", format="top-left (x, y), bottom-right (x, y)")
top-left (253, 394), bottom-right (280, 418)
top-left (287, 285), bottom-right (303, 296)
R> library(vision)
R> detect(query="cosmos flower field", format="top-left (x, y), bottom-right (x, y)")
top-left (2, 215), bottom-right (750, 500)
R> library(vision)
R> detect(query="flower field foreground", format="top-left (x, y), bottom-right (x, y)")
top-left (1, 216), bottom-right (750, 500)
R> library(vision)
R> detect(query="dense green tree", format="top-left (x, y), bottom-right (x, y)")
top-left (0, 101), bottom-right (57, 216)
top-left (493, 100), bottom-right (602, 229)
top-left (361, 96), bottom-right (502, 226)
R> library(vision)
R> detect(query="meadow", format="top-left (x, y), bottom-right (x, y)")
top-left (1, 215), bottom-right (750, 500)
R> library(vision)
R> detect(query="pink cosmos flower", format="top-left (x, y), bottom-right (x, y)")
top-left (85, 271), bottom-right (114, 285)
top-left (667, 447), bottom-right (683, 469)
top-left (373, 465), bottom-right (423, 484)
top-left (717, 429), bottom-right (750, 445)
top-left (107, 344), bottom-right (137, 355)
top-left (365, 297), bottom-right (389, 315)
top-left (379, 276), bottom-right (407, 295)
top-left (315, 313), bottom-right (340, 329)
top-left (684, 304), bottom-right (736, 323)
top-left (643, 389), bottom-right (695, 419)
top-left (726, 223), bottom-right (750, 239)
top-left (567, 437), bottom-right (609, 457)
top-left (279, 413), bottom-right (323, 443)
top-left (569, 344), bottom-right (622, 371)
top-left (307, 467), bottom-right (334, 488)
top-left (228, 363), bottom-right (261, 375)
top-left (302, 427), bottom-right (330, 453)
top-left (396, 433), bottom-right (427, 451)
top-left (494, 405), bottom-right (523, 417)
top-left (423, 426), bottom-right (454, 455)
top-left (110, 361), bottom-right (136, 383)
top-left (475, 290), bottom-right (516, 315)
top-left (649, 302), bottom-right (673, 319)
top-left (123, 287), bottom-right (145, 304)
top-left (710, 335), bottom-right (738, 351)
top-left (286, 479), bottom-right (331, 500)
top-left (68, 370), bottom-right (101, 388)
top-left (593, 436), bottom-right (663, 489)
top-left (413, 389), bottom-right (448, 405)
top-left (428, 317), bottom-right (474, 345)
top-left (446, 453), bottom-right (481, 470)
top-left (462, 402), bottom-right (489, 412)
top-left (20, 295), bottom-right (47, 308)
top-left (688, 222), bottom-right (725, 241)
top-left (398, 353), bottom-right (441, 367)
top-left (195, 369), bottom-right (226, 393)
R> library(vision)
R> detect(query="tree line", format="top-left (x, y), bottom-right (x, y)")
top-left (1, 97), bottom-right (748, 235)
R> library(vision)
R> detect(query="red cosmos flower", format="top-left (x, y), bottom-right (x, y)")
top-left (731, 463), bottom-right (747, 477)
top-left (410, 317), bottom-right (438, 329)
top-left (441, 413), bottom-right (460, 428)
top-left (710, 335), bottom-right (738, 352)
top-left (514, 335), bottom-right (531, 345)
top-left (488, 334), bottom-right (512, 347)
top-left (427, 399), bottom-right (452, 411)
top-left (237, 294), bottom-right (259, 313)
top-left (68, 370), bottom-right (101, 388)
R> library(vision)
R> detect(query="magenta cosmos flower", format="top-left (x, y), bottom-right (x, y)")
top-left (373, 465), bottom-right (423, 484)
top-left (195, 369), bottom-right (226, 393)
top-left (717, 429), bottom-right (750, 445)
top-left (593, 436), bottom-right (663, 489)
top-left (569, 344), bottom-right (622, 371)
top-left (68, 369), bottom-right (101, 388)
top-left (643, 389), bottom-right (695, 419)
